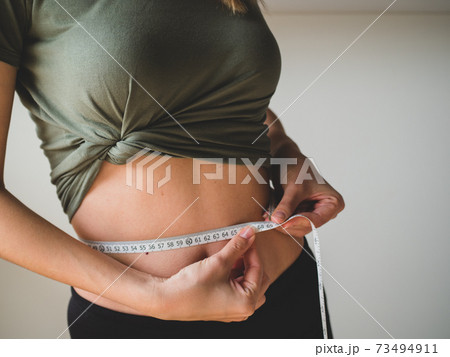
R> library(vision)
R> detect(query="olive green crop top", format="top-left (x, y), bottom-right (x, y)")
top-left (0, 0), bottom-right (282, 221)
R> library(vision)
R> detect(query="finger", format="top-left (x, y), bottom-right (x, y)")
top-left (214, 226), bottom-right (256, 268)
top-left (298, 195), bottom-right (343, 228)
top-left (278, 216), bottom-right (313, 235)
top-left (241, 239), bottom-right (263, 296)
top-left (230, 257), bottom-right (245, 279)
top-left (270, 184), bottom-right (301, 223)
top-left (230, 269), bottom-right (241, 280)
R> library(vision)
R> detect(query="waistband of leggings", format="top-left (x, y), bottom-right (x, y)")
top-left (70, 237), bottom-right (311, 311)
top-left (69, 285), bottom-right (158, 320)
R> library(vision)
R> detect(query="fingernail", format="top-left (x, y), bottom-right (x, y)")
top-left (272, 211), bottom-right (286, 222)
top-left (240, 226), bottom-right (255, 239)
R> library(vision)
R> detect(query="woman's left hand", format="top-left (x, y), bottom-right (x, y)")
top-left (264, 152), bottom-right (345, 239)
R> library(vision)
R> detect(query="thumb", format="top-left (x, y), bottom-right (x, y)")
top-left (215, 226), bottom-right (256, 268)
top-left (271, 185), bottom-right (299, 223)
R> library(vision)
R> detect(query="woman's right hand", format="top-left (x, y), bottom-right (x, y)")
top-left (144, 226), bottom-right (270, 322)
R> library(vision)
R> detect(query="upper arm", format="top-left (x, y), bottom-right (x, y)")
top-left (265, 108), bottom-right (286, 137)
top-left (0, 0), bottom-right (30, 187)
top-left (0, 60), bottom-right (18, 188)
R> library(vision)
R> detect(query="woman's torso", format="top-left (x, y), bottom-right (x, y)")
top-left (14, 0), bottom-right (282, 224)
top-left (71, 157), bottom-right (303, 314)
top-left (5, 0), bottom-right (294, 314)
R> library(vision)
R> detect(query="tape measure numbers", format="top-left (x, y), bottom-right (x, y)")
top-left (79, 214), bottom-right (328, 338)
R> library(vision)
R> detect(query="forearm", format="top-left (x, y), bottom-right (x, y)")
top-left (0, 187), bottom-right (162, 315)
top-left (265, 108), bottom-right (304, 159)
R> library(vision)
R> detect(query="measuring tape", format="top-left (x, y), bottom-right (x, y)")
top-left (79, 210), bottom-right (328, 338)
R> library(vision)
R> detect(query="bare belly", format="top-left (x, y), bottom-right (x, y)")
top-left (71, 156), bottom-right (303, 315)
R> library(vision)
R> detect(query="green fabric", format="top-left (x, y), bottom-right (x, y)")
top-left (0, 0), bottom-right (282, 221)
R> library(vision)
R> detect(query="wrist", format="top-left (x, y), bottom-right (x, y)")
top-left (126, 267), bottom-right (166, 317)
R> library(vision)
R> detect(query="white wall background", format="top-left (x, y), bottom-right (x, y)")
top-left (1, 11), bottom-right (449, 339)
top-left (264, 12), bottom-right (450, 338)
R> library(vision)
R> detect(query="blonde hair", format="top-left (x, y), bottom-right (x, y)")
top-left (220, 0), bottom-right (263, 14)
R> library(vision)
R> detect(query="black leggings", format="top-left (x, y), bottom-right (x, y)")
top-left (67, 238), bottom-right (333, 338)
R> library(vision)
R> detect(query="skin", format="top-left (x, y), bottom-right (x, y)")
top-left (0, 59), bottom-right (344, 323)
top-left (70, 153), bottom-right (305, 315)
top-left (264, 108), bottom-right (345, 234)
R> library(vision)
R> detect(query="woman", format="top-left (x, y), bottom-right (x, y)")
top-left (0, 0), bottom-right (344, 338)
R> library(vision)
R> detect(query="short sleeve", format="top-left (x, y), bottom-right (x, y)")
top-left (0, 0), bottom-right (32, 68)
